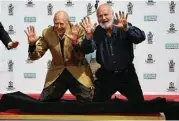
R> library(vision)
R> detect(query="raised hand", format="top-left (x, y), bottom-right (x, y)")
top-left (65, 24), bottom-right (81, 45)
top-left (80, 17), bottom-right (97, 40)
top-left (80, 17), bottom-right (96, 34)
top-left (113, 11), bottom-right (129, 31)
top-left (24, 25), bottom-right (40, 45)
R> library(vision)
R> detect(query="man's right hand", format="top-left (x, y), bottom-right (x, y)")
top-left (24, 25), bottom-right (39, 45)
top-left (80, 17), bottom-right (96, 40)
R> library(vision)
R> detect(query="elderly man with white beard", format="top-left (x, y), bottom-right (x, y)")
top-left (80, 3), bottom-right (146, 105)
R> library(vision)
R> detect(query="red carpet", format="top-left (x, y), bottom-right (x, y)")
top-left (0, 93), bottom-right (178, 120)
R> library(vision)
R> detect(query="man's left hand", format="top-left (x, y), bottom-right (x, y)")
top-left (65, 24), bottom-right (81, 45)
top-left (113, 11), bottom-right (129, 31)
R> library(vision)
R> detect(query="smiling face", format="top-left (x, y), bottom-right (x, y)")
top-left (97, 4), bottom-right (114, 30)
top-left (53, 11), bottom-right (69, 37)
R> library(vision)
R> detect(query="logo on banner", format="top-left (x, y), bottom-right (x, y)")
top-left (8, 60), bottom-right (14, 72)
top-left (165, 43), bottom-right (179, 49)
top-left (65, 0), bottom-right (74, 7)
top-left (47, 3), bottom-right (53, 15)
top-left (26, 57), bottom-right (33, 63)
top-left (95, 0), bottom-right (99, 10)
top-left (26, 0), bottom-right (35, 7)
top-left (145, 54), bottom-right (155, 63)
top-left (146, 0), bottom-right (156, 5)
top-left (169, 60), bottom-right (175, 72)
top-left (87, 3), bottom-right (93, 16)
top-left (167, 82), bottom-right (177, 92)
top-left (24, 73), bottom-right (36, 78)
top-left (147, 31), bottom-right (154, 44)
top-left (167, 23), bottom-right (177, 33)
top-left (144, 15), bottom-right (157, 21)
top-left (8, 3), bottom-right (14, 16)
top-left (24, 17), bottom-right (36, 22)
top-left (69, 16), bottom-right (76, 22)
top-left (127, 2), bottom-right (133, 15)
top-left (6, 81), bottom-right (15, 91)
top-left (106, 0), bottom-right (114, 6)
top-left (169, 1), bottom-right (176, 14)
top-left (48, 25), bottom-right (52, 28)
top-left (47, 60), bottom-right (51, 71)
top-left (143, 73), bottom-right (156, 79)
top-left (8, 25), bottom-right (16, 35)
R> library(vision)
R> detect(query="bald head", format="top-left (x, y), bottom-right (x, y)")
top-left (96, 3), bottom-right (114, 30)
top-left (53, 10), bottom-right (69, 36)
top-left (97, 3), bottom-right (113, 16)
top-left (54, 10), bottom-right (69, 21)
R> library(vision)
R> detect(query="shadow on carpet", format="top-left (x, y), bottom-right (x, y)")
top-left (0, 91), bottom-right (179, 120)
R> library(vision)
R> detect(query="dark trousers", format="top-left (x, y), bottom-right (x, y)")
top-left (93, 64), bottom-right (144, 105)
top-left (40, 68), bottom-right (94, 103)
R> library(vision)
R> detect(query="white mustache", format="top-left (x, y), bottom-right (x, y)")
top-left (99, 19), bottom-right (113, 29)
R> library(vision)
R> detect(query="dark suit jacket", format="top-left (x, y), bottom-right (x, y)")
top-left (0, 22), bottom-right (12, 49)
top-left (81, 21), bottom-right (146, 70)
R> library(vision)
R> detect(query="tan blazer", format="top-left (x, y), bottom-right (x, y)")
top-left (29, 24), bottom-right (94, 88)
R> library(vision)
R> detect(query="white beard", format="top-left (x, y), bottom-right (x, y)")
top-left (99, 18), bottom-right (113, 29)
